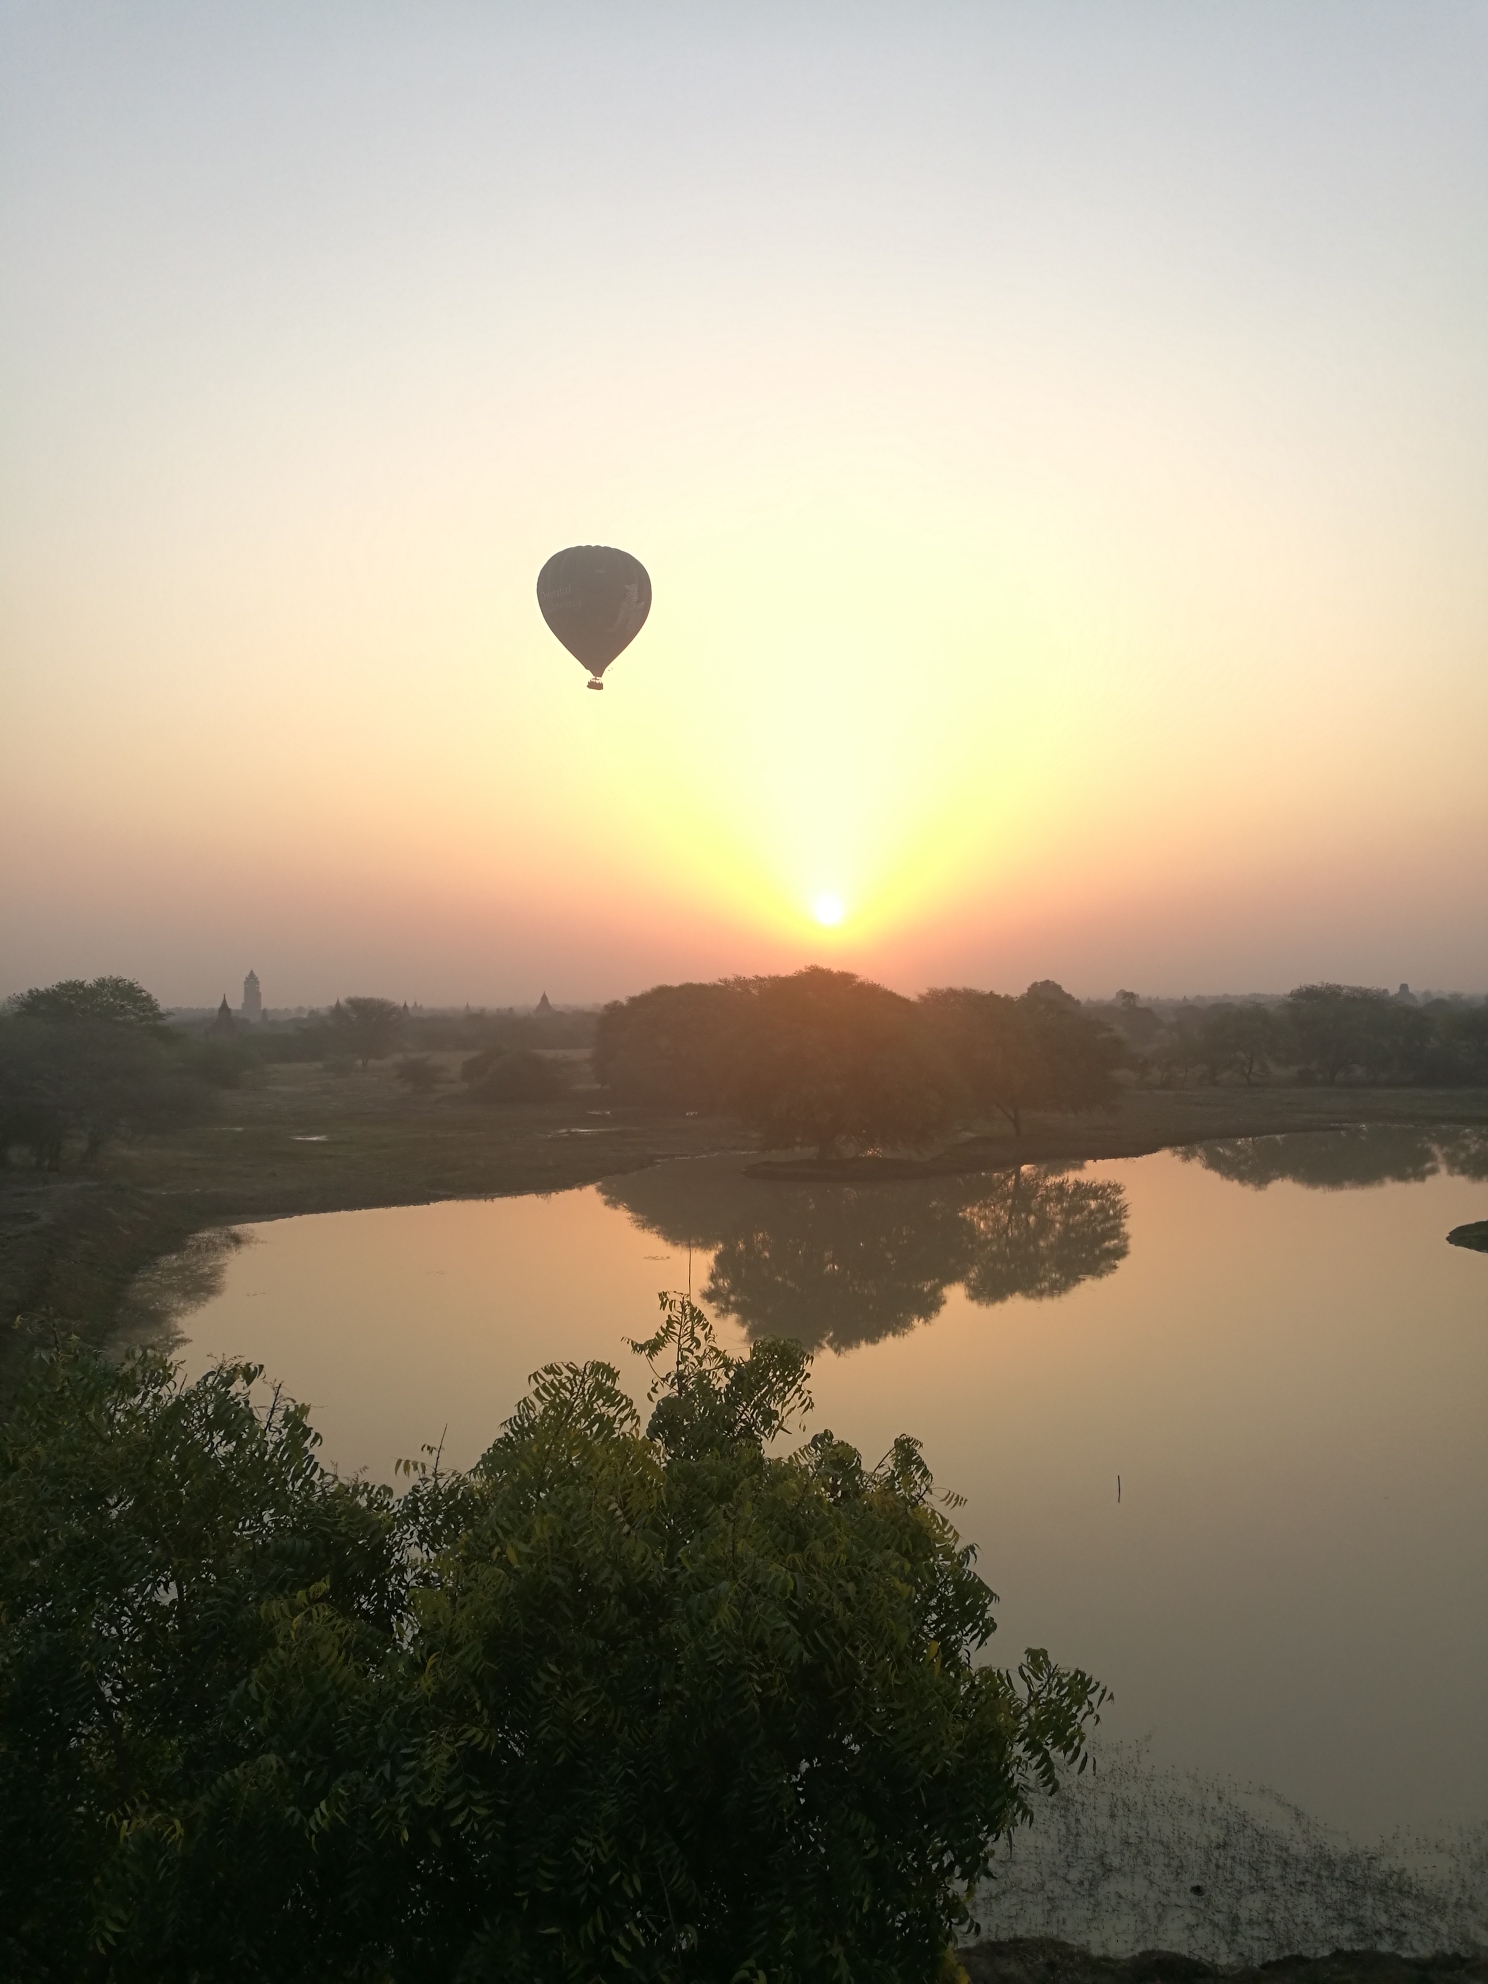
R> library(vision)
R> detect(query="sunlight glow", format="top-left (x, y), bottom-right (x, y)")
top-left (813, 893), bottom-right (845, 927)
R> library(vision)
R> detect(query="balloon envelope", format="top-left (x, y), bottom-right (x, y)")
top-left (536, 545), bottom-right (651, 683)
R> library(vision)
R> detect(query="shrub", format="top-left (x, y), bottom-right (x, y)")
top-left (464, 1046), bottom-right (566, 1104)
top-left (393, 1054), bottom-right (439, 1093)
top-left (190, 1037), bottom-right (256, 1089)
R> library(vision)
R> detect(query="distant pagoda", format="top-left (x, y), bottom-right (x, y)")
top-left (242, 969), bottom-right (262, 1023)
top-left (536, 991), bottom-right (554, 1015)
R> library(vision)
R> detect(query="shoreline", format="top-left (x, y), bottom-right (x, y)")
top-left (3, 1075), bottom-right (1485, 1395)
top-left (746, 1101), bottom-right (1488, 1181)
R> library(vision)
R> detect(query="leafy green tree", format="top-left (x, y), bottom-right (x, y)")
top-left (462, 1045), bottom-right (567, 1102)
top-left (7, 975), bottom-right (168, 1030)
top-left (0, 977), bottom-right (207, 1167)
top-left (0, 1339), bottom-right (403, 1982)
top-left (1284, 984), bottom-right (1435, 1084)
top-left (394, 1053), bottom-right (440, 1093)
top-left (189, 1035), bottom-right (255, 1089)
top-left (1364, 997), bottom-right (1437, 1081)
top-left (1431, 1000), bottom-right (1488, 1084)
top-left (328, 995), bottom-right (404, 1068)
top-left (1192, 1003), bottom-right (1278, 1085)
top-left (920, 987), bottom-right (1123, 1136)
top-left (1285, 982), bottom-right (1380, 1082)
top-left (1, 1311), bottom-right (1106, 1984)
top-left (729, 967), bottom-right (953, 1157)
top-left (598, 972), bottom-right (1126, 1153)
top-left (594, 979), bottom-right (746, 1110)
top-left (1108, 990), bottom-right (1162, 1051)
top-left (920, 989), bottom-right (1041, 1130)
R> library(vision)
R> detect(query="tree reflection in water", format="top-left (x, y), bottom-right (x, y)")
top-left (114, 1227), bottom-right (251, 1352)
top-left (601, 1162), bottom-right (1128, 1352)
top-left (1179, 1125), bottom-right (1488, 1192)
top-left (959, 1170), bottom-right (1131, 1309)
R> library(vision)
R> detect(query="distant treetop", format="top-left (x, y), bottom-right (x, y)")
top-left (1024, 979), bottom-right (1081, 1010)
top-left (8, 976), bottom-right (167, 1030)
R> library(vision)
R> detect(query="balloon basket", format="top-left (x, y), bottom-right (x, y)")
top-left (586, 678), bottom-right (604, 691)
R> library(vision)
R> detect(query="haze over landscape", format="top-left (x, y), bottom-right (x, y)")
top-left (3, 8), bottom-right (1488, 1977)
top-left (4, 1), bottom-right (1486, 1007)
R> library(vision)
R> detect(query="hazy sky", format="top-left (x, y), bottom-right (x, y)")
top-left (3, 1), bottom-right (1485, 1006)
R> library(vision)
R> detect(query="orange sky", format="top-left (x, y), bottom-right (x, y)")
top-left (3, 3), bottom-right (1486, 1006)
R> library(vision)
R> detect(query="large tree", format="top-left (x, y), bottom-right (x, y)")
top-left (7, 975), bottom-right (168, 1030)
top-left (593, 979), bottom-right (747, 1111)
top-left (1284, 983), bottom-right (1434, 1084)
top-left (0, 977), bottom-right (204, 1167)
top-left (730, 967), bottom-right (954, 1158)
top-left (919, 985), bottom-right (1123, 1136)
top-left (328, 995), bottom-right (404, 1068)
top-left (1191, 1003), bottom-right (1279, 1085)
top-left (1, 1313), bottom-right (1106, 1984)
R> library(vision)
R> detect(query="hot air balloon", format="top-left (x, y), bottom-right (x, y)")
top-left (536, 545), bottom-right (651, 690)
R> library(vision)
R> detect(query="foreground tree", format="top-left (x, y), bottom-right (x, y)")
top-left (1, 1309), bottom-right (1105, 1984)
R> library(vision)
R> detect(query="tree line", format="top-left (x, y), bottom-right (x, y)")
top-left (7, 971), bottom-right (1485, 1173)
top-left (0, 981), bottom-right (577, 1172)
top-left (0, 1305), bottom-right (1104, 1983)
top-left (1097, 984), bottom-right (1488, 1089)
top-left (595, 971), bottom-right (1488, 1156)
top-left (596, 969), bottom-right (1126, 1157)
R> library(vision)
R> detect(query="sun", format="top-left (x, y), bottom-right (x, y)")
top-left (812, 892), bottom-right (845, 927)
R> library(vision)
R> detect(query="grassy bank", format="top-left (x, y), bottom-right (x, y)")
top-left (0, 1055), bottom-right (734, 1395)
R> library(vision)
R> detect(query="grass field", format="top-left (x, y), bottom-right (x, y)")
top-left (98, 1051), bottom-right (736, 1217)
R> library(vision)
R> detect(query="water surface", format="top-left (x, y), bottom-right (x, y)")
top-left (170, 1129), bottom-right (1488, 1849)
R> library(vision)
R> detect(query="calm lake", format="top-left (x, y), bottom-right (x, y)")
top-left (165, 1127), bottom-right (1487, 1866)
